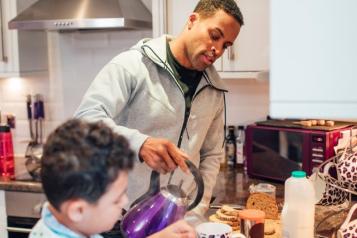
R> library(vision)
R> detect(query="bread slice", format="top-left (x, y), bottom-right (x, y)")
top-left (221, 205), bottom-right (240, 216)
top-left (246, 192), bottom-right (279, 219)
top-left (209, 214), bottom-right (240, 227)
top-left (216, 209), bottom-right (239, 221)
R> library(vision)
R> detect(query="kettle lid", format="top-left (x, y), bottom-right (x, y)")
top-left (162, 184), bottom-right (187, 206)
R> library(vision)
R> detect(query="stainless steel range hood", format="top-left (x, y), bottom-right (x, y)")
top-left (9, 0), bottom-right (152, 31)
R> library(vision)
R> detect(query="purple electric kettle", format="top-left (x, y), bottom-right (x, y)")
top-left (121, 159), bottom-right (204, 238)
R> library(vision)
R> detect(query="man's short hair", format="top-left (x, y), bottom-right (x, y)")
top-left (194, 0), bottom-right (244, 26)
top-left (41, 119), bottom-right (134, 210)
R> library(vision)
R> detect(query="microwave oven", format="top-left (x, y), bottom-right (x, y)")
top-left (245, 122), bottom-right (352, 182)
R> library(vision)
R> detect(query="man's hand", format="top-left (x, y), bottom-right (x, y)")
top-left (139, 137), bottom-right (189, 174)
top-left (147, 220), bottom-right (196, 238)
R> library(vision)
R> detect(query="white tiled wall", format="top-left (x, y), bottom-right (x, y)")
top-left (225, 78), bottom-right (269, 126)
top-left (0, 30), bottom-right (269, 155)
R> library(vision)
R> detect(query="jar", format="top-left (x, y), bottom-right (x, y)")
top-left (249, 183), bottom-right (276, 199)
top-left (239, 209), bottom-right (265, 238)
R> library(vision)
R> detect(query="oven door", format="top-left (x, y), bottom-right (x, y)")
top-left (5, 191), bottom-right (46, 238)
top-left (7, 216), bottom-right (38, 238)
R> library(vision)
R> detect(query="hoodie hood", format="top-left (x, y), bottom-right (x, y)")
top-left (134, 35), bottom-right (228, 92)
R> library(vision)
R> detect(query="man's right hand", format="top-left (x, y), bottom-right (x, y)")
top-left (139, 137), bottom-right (190, 174)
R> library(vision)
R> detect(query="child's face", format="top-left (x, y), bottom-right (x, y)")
top-left (80, 171), bottom-right (129, 235)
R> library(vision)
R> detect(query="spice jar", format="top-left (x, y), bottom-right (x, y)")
top-left (239, 209), bottom-right (265, 238)
top-left (249, 183), bottom-right (276, 199)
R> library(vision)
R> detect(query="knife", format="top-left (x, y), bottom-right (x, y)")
top-left (209, 204), bottom-right (245, 210)
top-left (34, 94), bottom-right (45, 144)
top-left (26, 95), bottom-right (34, 141)
top-left (37, 94), bottom-right (45, 144)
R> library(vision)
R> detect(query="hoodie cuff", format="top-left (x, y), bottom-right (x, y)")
top-left (129, 132), bottom-right (149, 162)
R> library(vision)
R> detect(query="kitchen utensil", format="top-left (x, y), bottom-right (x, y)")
top-left (121, 160), bottom-right (204, 238)
top-left (34, 94), bottom-right (45, 144)
top-left (25, 141), bottom-right (42, 181)
top-left (209, 204), bottom-right (245, 210)
top-left (26, 95), bottom-right (34, 141)
top-left (24, 94), bottom-right (45, 181)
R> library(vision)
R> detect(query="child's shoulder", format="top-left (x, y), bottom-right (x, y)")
top-left (29, 218), bottom-right (60, 238)
top-left (29, 218), bottom-right (104, 238)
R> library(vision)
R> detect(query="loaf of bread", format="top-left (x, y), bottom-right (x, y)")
top-left (246, 192), bottom-right (279, 219)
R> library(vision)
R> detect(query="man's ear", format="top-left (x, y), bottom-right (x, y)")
top-left (188, 13), bottom-right (199, 29)
top-left (65, 199), bottom-right (88, 223)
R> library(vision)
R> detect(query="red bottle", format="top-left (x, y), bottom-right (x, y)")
top-left (0, 125), bottom-right (15, 179)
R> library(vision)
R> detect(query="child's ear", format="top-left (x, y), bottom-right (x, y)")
top-left (188, 13), bottom-right (199, 29)
top-left (66, 200), bottom-right (88, 223)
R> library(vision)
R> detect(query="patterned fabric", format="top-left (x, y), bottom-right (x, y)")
top-left (317, 174), bottom-right (349, 206)
top-left (30, 202), bottom-right (103, 238)
top-left (338, 204), bottom-right (357, 238)
top-left (337, 150), bottom-right (357, 192)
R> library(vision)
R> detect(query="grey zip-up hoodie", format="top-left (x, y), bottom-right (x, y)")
top-left (74, 35), bottom-right (227, 215)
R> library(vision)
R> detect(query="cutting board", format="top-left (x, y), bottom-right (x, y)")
top-left (256, 120), bottom-right (354, 131)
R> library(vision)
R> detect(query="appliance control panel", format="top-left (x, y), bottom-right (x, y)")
top-left (311, 134), bottom-right (326, 173)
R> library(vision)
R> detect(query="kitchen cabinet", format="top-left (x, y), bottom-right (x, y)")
top-left (270, 0), bottom-right (357, 119)
top-left (0, 0), bottom-right (47, 78)
top-left (152, 0), bottom-right (270, 79)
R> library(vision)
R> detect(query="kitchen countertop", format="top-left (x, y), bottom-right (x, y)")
top-left (211, 167), bottom-right (284, 206)
top-left (0, 166), bottom-right (353, 237)
top-left (0, 177), bottom-right (42, 193)
top-left (0, 167), bottom-right (279, 198)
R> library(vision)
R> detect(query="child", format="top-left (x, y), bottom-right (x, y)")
top-left (30, 119), bottom-right (195, 238)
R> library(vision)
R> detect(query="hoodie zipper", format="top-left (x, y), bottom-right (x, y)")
top-left (164, 66), bottom-right (227, 147)
top-left (163, 68), bottom-right (189, 148)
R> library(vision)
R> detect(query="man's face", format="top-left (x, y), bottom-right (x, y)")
top-left (185, 10), bottom-right (241, 71)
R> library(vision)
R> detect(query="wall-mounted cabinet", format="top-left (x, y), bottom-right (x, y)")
top-left (0, 0), bottom-right (47, 78)
top-left (152, 0), bottom-right (269, 79)
top-left (270, 0), bottom-right (357, 119)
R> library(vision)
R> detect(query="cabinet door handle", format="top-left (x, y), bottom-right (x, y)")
top-left (6, 227), bottom-right (32, 233)
top-left (228, 44), bottom-right (235, 61)
top-left (0, 0), bottom-right (8, 62)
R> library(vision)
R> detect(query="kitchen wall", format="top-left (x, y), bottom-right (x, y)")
top-left (0, 30), bottom-right (269, 155)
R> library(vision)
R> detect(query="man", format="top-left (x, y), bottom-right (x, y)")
top-left (74, 0), bottom-right (243, 215)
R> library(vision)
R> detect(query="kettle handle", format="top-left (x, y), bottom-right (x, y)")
top-left (186, 159), bottom-right (204, 211)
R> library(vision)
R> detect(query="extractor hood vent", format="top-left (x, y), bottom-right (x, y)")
top-left (9, 0), bottom-right (152, 31)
